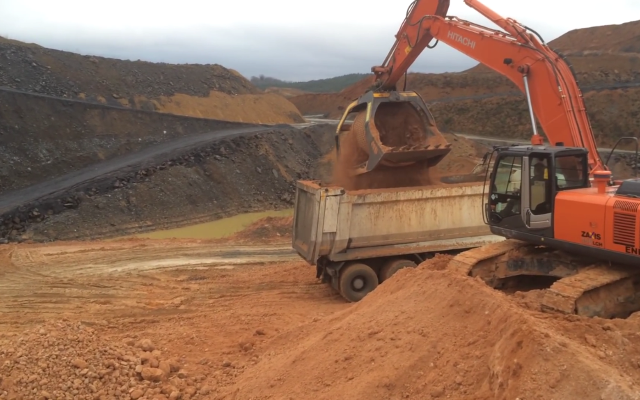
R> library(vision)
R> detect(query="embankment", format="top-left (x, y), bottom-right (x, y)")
top-left (0, 37), bottom-right (305, 124)
top-left (4, 124), bottom-right (335, 242)
top-left (0, 88), bottom-right (263, 193)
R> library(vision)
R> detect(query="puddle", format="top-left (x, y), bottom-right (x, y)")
top-left (133, 209), bottom-right (293, 239)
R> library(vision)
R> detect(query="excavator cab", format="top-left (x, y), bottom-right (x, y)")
top-left (335, 90), bottom-right (452, 176)
top-left (484, 146), bottom-right (590, 238)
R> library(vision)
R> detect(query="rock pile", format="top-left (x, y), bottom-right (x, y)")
top-left (0, 39), bottom-right (258, 103)
top-left (0, 321), bottom-right (213, 400)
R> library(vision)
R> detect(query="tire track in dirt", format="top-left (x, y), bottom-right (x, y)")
top-left (0, 240), bottom-right (302, 325)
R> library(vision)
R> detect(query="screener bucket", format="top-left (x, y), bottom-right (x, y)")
top-left (335, 91), bottom-right (452, 175)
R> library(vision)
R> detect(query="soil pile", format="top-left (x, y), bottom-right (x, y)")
top-left (13, 124), bottom-right (335, 242)
top-left (0, 37), bottom-right (257, 98)
top-left (322, 131), bottom-right (488, 190)
top-left (0, 320), bottom-right (210, 400)
top-left (549, 19), bottom-right (640, 54)
top-left (263, 87), bottom-right (309, 98)
top-left (0, 38), bottom-right (303, 124)
top-left (436, 132), bottom-right (488, 174)
top-left (222, 256), bottom-right (640, 400)
top-left (289, 75), bottom-right (375, 118)
top-left (430, 87), bottom-right (640, 147)
top-left (136, 92), bottom-right (303, 124)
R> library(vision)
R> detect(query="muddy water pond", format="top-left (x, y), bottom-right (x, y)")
top-left (134, 209), bottom-right (293, 239)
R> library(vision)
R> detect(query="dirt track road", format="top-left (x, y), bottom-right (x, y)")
top-left (0, 124), bottom-right (293, 214)
top-left (0, 236), bottom-right (351, 398)
top-left (0, 239), bottom-right (307, 329)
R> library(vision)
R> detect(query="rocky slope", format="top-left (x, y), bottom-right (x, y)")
top-left (429, 87), bottom-right (640, 147)
top-left (0, 89), bottom-right (260, 193)
top-left (4, 124), bottom-right (335, 242)
top-left (550, 20), bottom-right (640, 54)
top-left (0, 37), bottom-right (304, 124)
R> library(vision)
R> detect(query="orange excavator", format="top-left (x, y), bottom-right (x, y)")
top-left (336, 0), bottom-right (640, 318)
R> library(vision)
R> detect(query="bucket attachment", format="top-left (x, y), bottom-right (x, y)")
top-left (336, 90), bottom-right (452, 176)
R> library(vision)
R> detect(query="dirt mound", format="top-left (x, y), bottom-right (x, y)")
top-left (263, 87), bottom-right (309, 98)
top-left (135, 92), bottom-right (303, 124)
top-left (222, 256), bottom-right (640, 400)
top-left (15, 124), bottom-right (335, 242)
top-left (0, 37), bottom-right (256, 99)
top-left (0, 38), bottom-right (304, 124)
top-left (549, 19), bottom-right (640, 54)
top-left (0, 89), bottom-right (262, 194)
top-left (289, 75), bottom-right (375, 118)
top-left (0, 320), bottom-right (207, 399)
top-left (437, 132), bottom-right (488, 174)
top-left (430, 87), bottom-right (640, 147)
top-left (229, 216), bottom-right (294, 243)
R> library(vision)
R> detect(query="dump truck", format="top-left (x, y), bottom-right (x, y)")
top-left (292, 179), bottom-right (504, 301)
top-left (293, 0), bottom-right (640, 318)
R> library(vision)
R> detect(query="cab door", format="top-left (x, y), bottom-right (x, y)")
top-left (521, 154), bottom-right (553, 232)
top-left (487, 154), bottom-right (526, 230)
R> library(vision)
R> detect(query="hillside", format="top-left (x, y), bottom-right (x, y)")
top-left (550, 19), bottom-right (640, 54)
top-left (0, 37), bottom-right (304, 124)
top-left (289, 19), bottom-right (640, 145)
top-left (250, 73), bottom-right (369, 93)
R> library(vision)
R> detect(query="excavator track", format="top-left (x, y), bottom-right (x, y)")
top-left (542, 265), bottom-right (640, 318)
top-left (449, 241), bottom-right (640, 319)
top-left (448, 239), bottom-right (528, 276)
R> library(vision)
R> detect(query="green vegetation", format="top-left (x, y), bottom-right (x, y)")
top-left (250, 73), bottom-right (370, 93)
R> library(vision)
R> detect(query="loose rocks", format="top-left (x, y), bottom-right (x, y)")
top-left (0, 321), bottom-right (205, 399)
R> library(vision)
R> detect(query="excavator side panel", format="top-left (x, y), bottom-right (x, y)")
top-left (553, 189), bottom-right (608, 249)
top-left (554, 188), bottom-right (640, 260)
top-left (605, 194), bottom-right (640, 256)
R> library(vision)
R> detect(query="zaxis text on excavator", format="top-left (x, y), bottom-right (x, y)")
top-left (327, 0), bottom-right (640, 319)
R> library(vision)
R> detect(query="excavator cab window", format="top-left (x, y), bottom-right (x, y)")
top-left (530, 155), bottom-right (552, 216)
top-left (489, 155), bottom-right (522, 222)
top-left (555, 154), bottom-right (588, 190)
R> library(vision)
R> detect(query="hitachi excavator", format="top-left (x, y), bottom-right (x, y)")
top-left (335, 0), bottom-right (640, 319)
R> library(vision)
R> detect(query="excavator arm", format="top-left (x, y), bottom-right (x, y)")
top-left (374, 0), bottom-right (450, 90)
top-left (371, 0), bottom-right (606, 174)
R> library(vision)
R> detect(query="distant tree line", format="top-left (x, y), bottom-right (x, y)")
top-left (250, 73), bottom-right (370, 93)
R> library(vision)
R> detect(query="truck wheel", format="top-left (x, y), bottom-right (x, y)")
top-left (339, 263), bottom-right (379, 302)
top-left (379, 259), bottom-right (417, 283)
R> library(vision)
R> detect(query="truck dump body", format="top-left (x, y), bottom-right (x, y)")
top-left (293, 180), bottom-right (503, 265)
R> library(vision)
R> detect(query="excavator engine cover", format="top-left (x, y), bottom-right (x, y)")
top-left (336, 90), bottom-right (452, 175)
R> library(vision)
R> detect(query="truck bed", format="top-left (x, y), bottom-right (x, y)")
top-left (292, 180), bottom-right (504, 265)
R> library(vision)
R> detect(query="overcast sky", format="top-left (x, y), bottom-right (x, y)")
top-left (1, 1), bottom-right (639, 81)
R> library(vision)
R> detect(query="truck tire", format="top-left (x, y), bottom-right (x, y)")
top-left (339, 263), bottom-right (379, 302)
top-left (379, 259), bottom-right (417, 283)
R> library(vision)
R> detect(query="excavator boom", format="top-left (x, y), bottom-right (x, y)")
top-left (338, 0), bottom-right (606, 179)
top-left (332, 0), bottom-right (640, 319)
top-left (374, 0), bottom-right (450, 90)
top-left (373, 0), bottom-right (606, 174)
